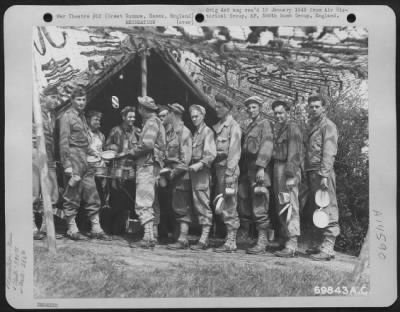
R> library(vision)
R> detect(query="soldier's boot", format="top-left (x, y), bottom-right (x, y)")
top-left (246, 229), bottom-right (268, 255)
top-left (167, 222), bottom-right (189, 250)
top-left (274, 236), bottom-right (298, 258)
top-left (236, 222), bottom-right (252, 244)
top-left (311, 235), bottom-right (336, 261)
top-left (89, 213), bottom-right (112, 240)
top-left (214, 228), bottom-right (237, 253)
top-left (65, 216), bottom-right (88, 241)
top-left (190, 225), bottom-right (211, 250)
top-left (135, 221), bottom-right (156, 248)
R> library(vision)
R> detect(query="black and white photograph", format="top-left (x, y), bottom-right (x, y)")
top-left (30, 25), bottom-right (371, 299)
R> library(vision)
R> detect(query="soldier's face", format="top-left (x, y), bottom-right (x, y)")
top-left (308, 100), bottom-right (325, 119)
top-left (124, 112), bottom-right (136, 127)
top-left (273, 105), bottom-right (288, 124)
top-left (72, 95), bottom-right (87, 112)
top-left (45, 94), bottom-right (60, 111)
top-left (191, 110), bottom-right (204, 128)
top-left (246, 103), bottom-right (260, 119)
top-left (89, 116), bottom-right (101, 130)
top-left (158, 110), bottom-right (168, 124)
top-left (215, 102), bottom-right (229, 119)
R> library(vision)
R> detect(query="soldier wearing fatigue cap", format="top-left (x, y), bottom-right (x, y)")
top-left (302, 93), bottom-right (340, 261)
top-left (271, 99), bottom-right (303, 258)
top-left (164, 103), bottom-right (193, 250)
top-left (59, 87), bottom-right (111, 241)
top-left (127, 96), bottom-right (166, 248)
top-left (241, 96), bottom-right (275, 255)
top-left (212, 94), bottom-right (242, 253)
top-left (104, 106), bottom-right (139, 235)
top-left (188, 104), bottom-right (217, 250)
top-left (32, 84), bottom-right (63, 240)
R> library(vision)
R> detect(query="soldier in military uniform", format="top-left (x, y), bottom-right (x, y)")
top-left (302, 94), bottom-right (340, 261)
top-left (32, 84), bottom-right (63, 240)
top-left (271, 100), bottom-right (303, 258)
top-left (128, 96), bottom-right (165, 248)
top-left (105, 106), bottom-right (139, 235)
top-left (212, 94), bottom-right (242, 253)
top-left (240, 96), bottom-right (274, 255)
top-left (59, 87), bottom-right (111, 240)
top-left (164, 103), bottom-right (193, 250)
top-left (188, 104), bottom-right (217, 250)
top-left (87, 110), bottom-right (110, 210)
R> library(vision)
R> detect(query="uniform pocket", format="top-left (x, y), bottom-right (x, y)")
top-left (216, 136), bottom-right (229, 156)
top-left (192, 141), bottom-right (204, 160)
top-left (246, 134), bottom-right (260, 155)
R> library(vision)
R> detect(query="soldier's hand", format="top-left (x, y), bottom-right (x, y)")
top-left (189, 162), bottom-right (203, 172)
top-left (256, 168), bottom-right (265, 183)
top-left (320, 177), bottom-right (329, 190)
top-left (286, 177), bottom-right (296, 189)
top-left (64, 167), bottom-right (72, 174)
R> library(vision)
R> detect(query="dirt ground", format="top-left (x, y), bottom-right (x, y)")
top-left (34, 234), bottom-right (358, 274)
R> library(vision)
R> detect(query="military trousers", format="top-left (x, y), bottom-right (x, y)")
top-left (239, 168), bottom-right (271, 231)
top-left (171, 172), bottom-right (192, 224)
top-left (273, 161), bottom-right (301, 247)
top-left (237, 176), bottom-right (253, 227)
top-left (33, 152), bottom-right (59, 213)
top-left (135, 164), bottom-right (160, 225)
top-left (214, 165), bottom-right (240, 230)
top-left (301, 170), bottom-right (340, 254)
top-left (190, 167), bottom-right (212, 226)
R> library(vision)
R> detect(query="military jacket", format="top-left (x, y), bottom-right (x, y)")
top-left (212, 114), bottom-right (242, 178)
top-left (132, 114), bottom-right (166, 167)
top-left (192, 122), bottom-right (216, 168)
top-left (305, 114), bottom-right (338, 177)
top-left (59, 107), bottom-right (91, 169)
top-left (165, 121), bottom-right (192, 175)
top-left (242, 115), bottom-right (273, 170)
top-left (272, 120), bottom-right (303, 178)
top-left (32, 106), bottom-right (57, 164)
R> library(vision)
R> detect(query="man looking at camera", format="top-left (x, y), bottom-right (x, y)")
top-left (302, 94), bottom-right (339, 261)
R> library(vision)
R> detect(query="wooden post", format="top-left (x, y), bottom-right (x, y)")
top-left (32, 56), bottom-right (57, 253)
top-left (140, 45), bottom-right (147, 96)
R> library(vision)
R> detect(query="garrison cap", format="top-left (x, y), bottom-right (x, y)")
top-left (168, 103), bottom-right (185, 115)
top-left (215, 94), bottom-right (233, 109)
top-left (138, 96), bottom-right (158, 111)
top-left (244, 96), bottom-right (263, 107)
top-left (189, 104), bottom-right (206, 115)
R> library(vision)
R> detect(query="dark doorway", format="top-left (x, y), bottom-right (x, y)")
top-left (87, 49), bottom-right (216, 138)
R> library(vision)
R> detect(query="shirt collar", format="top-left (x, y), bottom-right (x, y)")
top-left (195, 122), bottom-right (206, 134)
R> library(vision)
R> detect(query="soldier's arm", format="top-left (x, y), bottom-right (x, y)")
top-left (59, 113), bottom-right (72, 169)
top-left (131, 120), bottom-right (158, 157)
top-left (285, 123), bottom-right (303, 178)
top-left (319, 122), bottom-right (338, 177)
top-left (104, 128), bottom-right (117, 150)
top-left (199, 128), bottom-right (217, 168)
top-left (255, 120), bottom-right (274, 169)
top-left (175, 128), bottom-right (192, 174)
top-left (225, 123), bottom-right (242, 178)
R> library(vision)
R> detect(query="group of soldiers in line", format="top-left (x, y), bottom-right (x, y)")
top-left (33, 84), bottom-right (339, 261)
